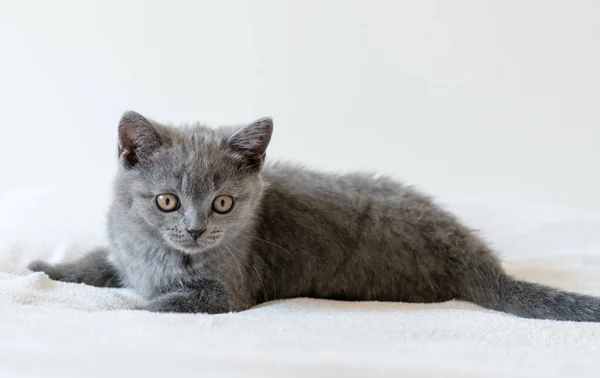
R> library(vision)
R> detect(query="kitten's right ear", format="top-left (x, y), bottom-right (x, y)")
top-left (118, 111), bottom-right (164, 168)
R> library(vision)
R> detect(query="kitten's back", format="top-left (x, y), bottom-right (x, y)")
top-left (252, 163), bottom-right (464, 303)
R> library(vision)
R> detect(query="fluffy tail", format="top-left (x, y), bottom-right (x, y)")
top-left (467, 275), bottom-right (600, 322)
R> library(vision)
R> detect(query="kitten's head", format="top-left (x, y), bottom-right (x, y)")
top-left (111, 111), bottom-right (272, 254)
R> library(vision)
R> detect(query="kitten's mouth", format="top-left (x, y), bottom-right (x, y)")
top-left (166, 235), bottom-right (222, 254)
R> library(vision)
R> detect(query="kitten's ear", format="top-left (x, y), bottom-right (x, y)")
top-left (118, 111), bottom-right (165, 168)
top-left (227, 117), bottom-right (273, 171)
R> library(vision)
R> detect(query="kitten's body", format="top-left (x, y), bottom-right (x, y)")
top-left (111, 164), bottom-right (463, 310)
top-left (29, 112), bottom-right (600, 320)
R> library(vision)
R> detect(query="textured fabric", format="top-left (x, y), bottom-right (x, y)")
top-left (1, 187), bottom-right (600, 377)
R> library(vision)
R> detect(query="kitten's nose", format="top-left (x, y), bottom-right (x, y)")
top-left (186, 228), bottom-right (206, 241)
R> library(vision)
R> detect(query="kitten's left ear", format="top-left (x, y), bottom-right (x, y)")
top-left (227, 117), bottom-right (273, 171)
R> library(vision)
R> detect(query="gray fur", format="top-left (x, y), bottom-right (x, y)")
top-left (29, 111), bottom-right (600, 321)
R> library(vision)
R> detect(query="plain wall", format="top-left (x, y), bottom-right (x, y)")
top-left (1, 0), bottom-right (599, 209)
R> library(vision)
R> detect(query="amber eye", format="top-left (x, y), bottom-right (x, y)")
top-left (212, 195), bottom-right (234, 214)
top-left (156, 193), bottom-right (180, 212)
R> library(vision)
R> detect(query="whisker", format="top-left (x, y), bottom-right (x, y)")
top-left (224, 245), bottom-right (245, 282)
top-left (230, 244), bottom-right (269, 302)
top-left (247, 236), bottom-right (295, 259)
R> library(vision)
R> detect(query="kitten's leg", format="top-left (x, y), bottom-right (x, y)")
top-left (146, 281), bottom-right (231, 314)
top-left (28, 248), bottom-right (121, 288)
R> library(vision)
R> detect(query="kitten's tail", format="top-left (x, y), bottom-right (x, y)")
top-left (467, 274), bottom-right (600, 322)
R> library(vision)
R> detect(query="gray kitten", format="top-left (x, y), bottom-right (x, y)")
top-left (29, 111), bottom-right (600, 321)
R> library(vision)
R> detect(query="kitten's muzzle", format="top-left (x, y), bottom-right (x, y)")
top-left (186, 228), bottom-right (206, 241)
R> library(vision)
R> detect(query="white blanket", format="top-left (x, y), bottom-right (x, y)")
top-left (1, 187), bottom-right (600, 378)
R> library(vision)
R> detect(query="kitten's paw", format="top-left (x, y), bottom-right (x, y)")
top-left (27, 261), bottom-right (63, 280)
top-left (146, 291), bottom-right (231, 314)
top-left (28, 260), bottom-right (52, 273)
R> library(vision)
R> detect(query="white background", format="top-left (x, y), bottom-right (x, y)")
top-left (1, 0), bottom-right (599, 209)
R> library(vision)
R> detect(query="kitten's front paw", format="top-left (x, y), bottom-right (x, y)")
top-left (27, 261), bottom-right (63, 281)
top-left (146, 291), bottom-right (231, 314)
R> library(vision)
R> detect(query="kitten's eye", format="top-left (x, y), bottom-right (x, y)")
top-left (156, 193), bottom-right (180, 212)
top-left (212, 195), bottom-right (234, 214)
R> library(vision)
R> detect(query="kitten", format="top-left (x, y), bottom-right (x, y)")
top-left (29, 111), bottom-right (600, 320)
